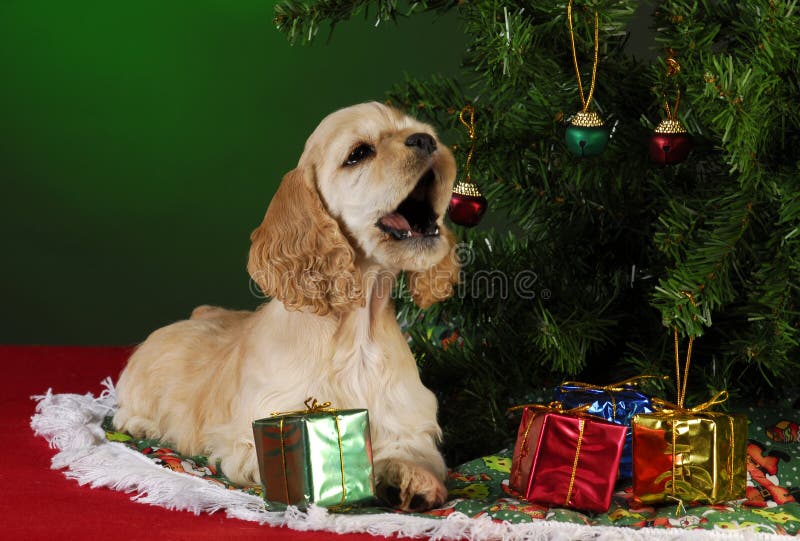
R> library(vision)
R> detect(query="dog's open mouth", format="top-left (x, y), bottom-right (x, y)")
top-left (377, 169), bottom-right (439, 240)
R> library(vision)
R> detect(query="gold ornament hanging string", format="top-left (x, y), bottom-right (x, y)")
top-left (655, 56), bottom-right (687, 135)
top-left (674, 290), bottom-right (698, 408)
top-left (663, 57), bottom-right (682, 121)
top-left (458, 104), bottom-right (477, 183)
top-left (567, 0), bottom-right (600, 114)
top-left (452, 104), bottom-right (483, 198)
top-left (673, 328), bottom-right (693, 408)
top-left (663, 90), bottom-right (681, 121)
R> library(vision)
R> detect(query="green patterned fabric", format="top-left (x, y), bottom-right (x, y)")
top-left (102, 398), bottom-right (800, 535)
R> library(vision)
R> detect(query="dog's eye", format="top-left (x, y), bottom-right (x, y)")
top-left (344, 144), bottom-right (375, 166)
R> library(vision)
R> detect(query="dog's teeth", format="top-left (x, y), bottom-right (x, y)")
top-left (433, 226), bottom-right (439, 236)
top-left (406, 230), bottom-right (413, 238)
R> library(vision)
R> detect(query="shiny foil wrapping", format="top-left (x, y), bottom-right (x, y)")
top-left (252, 409), bottom-right (375, 509)
top-left (509, 408), bottom-right (627, 513)
top-left (632, 412), bottom-right (748, 505)
top-left (554, 384), bottom-right (654, 479)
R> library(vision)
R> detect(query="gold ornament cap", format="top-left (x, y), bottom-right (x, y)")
top-left (654, 119), bottom-right (688, 134)
top-left (570, 110), bottom-right (605, 127)
top-left (452, 180), bottom-right (484, 197)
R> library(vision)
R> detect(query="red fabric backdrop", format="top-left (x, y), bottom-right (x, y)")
top-left (2, 345), bottom-right (395, 541)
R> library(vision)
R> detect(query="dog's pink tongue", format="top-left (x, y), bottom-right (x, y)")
top-left (379, 213), bottom-right (411, 232)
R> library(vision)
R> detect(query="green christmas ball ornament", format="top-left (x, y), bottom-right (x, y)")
top-left (565, 111), bottom-right (609, 157)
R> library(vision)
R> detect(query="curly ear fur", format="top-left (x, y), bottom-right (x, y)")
top-left (406, 228), bottom-right (461, 309)
top-left (247, 168), bottom-right (365, 315)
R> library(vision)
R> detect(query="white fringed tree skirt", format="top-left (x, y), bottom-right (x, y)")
top-left (30, 379), bottom-right (774, 541)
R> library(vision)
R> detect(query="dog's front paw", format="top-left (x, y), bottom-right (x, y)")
top-left (215, 440), bottom-right (260, 487)
top-left (375, 459), bottom-right (447, 512)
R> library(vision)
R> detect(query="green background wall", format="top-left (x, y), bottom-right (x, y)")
top-left (0, 1), bottom-right (464, 344)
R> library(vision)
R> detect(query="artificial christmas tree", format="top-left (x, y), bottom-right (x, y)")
top-left (274, 0), bottom-right (800, 466)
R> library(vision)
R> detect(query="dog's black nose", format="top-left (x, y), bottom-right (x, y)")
top-left (405, 133), bottom-right (437, 155)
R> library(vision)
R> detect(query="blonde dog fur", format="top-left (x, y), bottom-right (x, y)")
top-left (113, 102), bottom-right (459, 512)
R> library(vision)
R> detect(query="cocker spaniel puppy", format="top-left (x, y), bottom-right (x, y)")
top-left (113, 102), bottom-right (459, 511)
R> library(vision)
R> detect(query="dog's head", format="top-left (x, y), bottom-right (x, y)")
top-left (248, 102), bottom-right (459, 315)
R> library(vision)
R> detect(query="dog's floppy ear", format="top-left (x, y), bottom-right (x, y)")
top-left (406, 227), bottom-right (461, 309)
top-left (248, 168), bottom-right (364, 315)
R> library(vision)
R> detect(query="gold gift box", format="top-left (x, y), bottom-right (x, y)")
top-left (632, 411), bottom-right (748, 505)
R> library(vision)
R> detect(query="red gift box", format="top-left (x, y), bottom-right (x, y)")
top-left (509, 405), bottom-right (627, 513)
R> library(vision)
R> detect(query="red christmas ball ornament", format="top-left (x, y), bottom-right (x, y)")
top-left (448, 104), bottom-right (488, 227)
top-left (448, 180), bottom-right (487, 227)
top-left (651, 55), bottom-right (691, 166)
top-left (649, 119), bottom-right (692, 165)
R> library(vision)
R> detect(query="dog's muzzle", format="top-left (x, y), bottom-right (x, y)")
top-left (377, 169), bottom-right (440, 240)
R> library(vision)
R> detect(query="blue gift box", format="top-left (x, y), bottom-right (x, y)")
top-left (554, 378), bottom-right (661, 480)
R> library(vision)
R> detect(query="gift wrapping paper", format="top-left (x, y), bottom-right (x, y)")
top-left (252, 408), bottom-right (375, 509)
top-left (555, 383), bottom-right (654, 479)
top-left (509, 407), bottom-right (627, 513)
top-left (632, 411), bottom-right (747, 505)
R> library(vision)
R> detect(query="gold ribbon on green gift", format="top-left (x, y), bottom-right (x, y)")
top-left (271, 397), bottom-right (335, 417)
top-left (507, 401), bottom-right (597, 506)
top-left (560, 375), bottom-right (670, 419)
top-left (270, 397), bottom-right (348, 509)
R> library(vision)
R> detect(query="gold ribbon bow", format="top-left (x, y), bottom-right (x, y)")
top-left (270, 397), bottom-right (348, 509)
top-left (506, 401), bottom-right (592, 416)
top-left (271, 397), bottom-right (335, 417)
top-left (650, 390), bottom-right (729, 415)
top-left (561, 374), bottom-right (670, 393)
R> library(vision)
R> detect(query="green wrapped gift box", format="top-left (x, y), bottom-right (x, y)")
top-left (252, 399), bottom-right (375, 509)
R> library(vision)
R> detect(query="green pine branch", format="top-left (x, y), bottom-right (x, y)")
top-left (652, 190), bottom-right (756, 336)
top-left (274, 0), bottom-right (456, 45)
